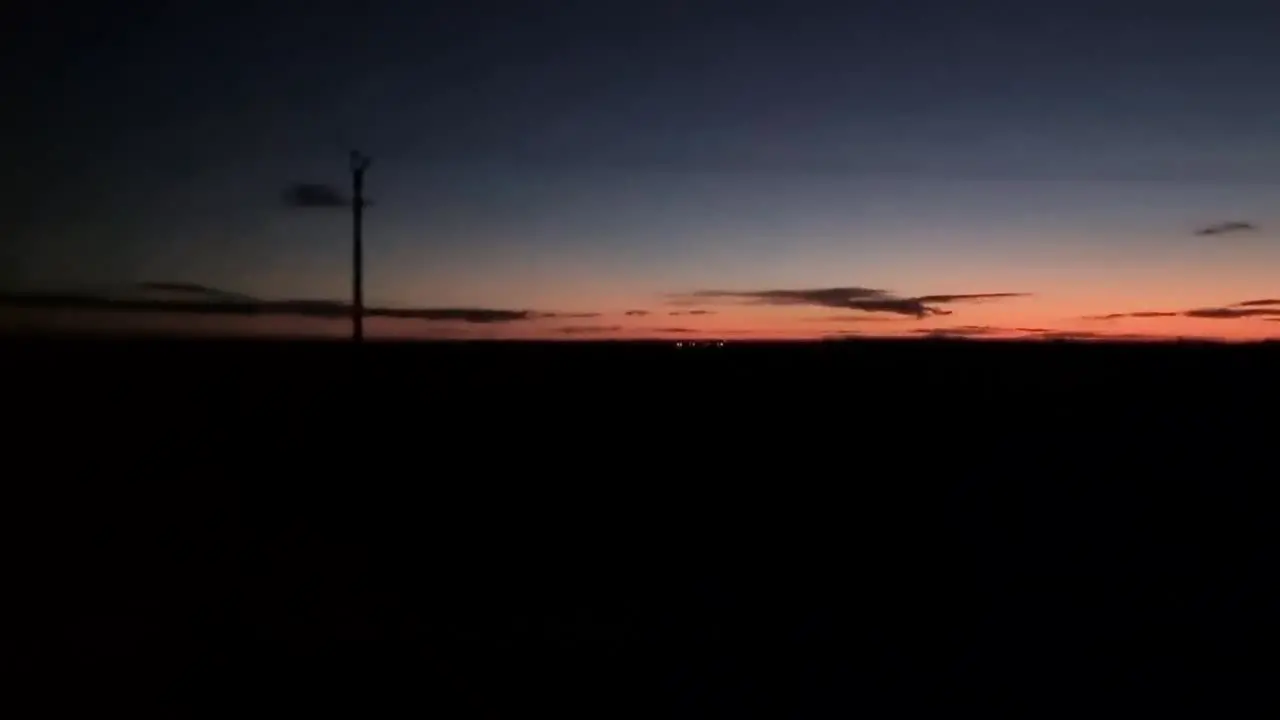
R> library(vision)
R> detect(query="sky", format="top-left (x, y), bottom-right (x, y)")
top-left (4, 0), bottom-right (1280, 341)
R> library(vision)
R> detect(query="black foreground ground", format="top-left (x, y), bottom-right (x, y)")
top-left (11, 337), bottom-right (1276, 717)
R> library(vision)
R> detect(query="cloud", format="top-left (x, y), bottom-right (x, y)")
top-left (673, 287), bottom-right (1029, 318)
top-left (1087, 304), bottom-right (1280, 321)
top-left (624, 310), bottom-right (650, 316)
top-left (682, 286), bottom-right (886, 307)
top-left (913, 293), bottom-right (1028, 304)
top-left (838, 324), bottom-right (1224, 342)
top-left (0, 289), bottom-right (558, 324)
top-left (650, 327), bottom-right (697, 333)
top-left (819, 327), bottom-right (1219, 343)
top-left (557, 325), bottom-right (623, 334)
top-left (1033, 331), bottom-right (1221, 343)
top-left (1183, 307), bottom-right (1280, 319)
top-left (808, 315), bottom-right (895, 322)
top-left (135, 282), bottom-right (258, 302)
top-left (668, 309), bottom-right (715, 316)
top-left (282, 183), bottom-right (353, 209)
top-left (910, 325), bottom-right (1005, 337)
top-left (1035, 331), bottom-right (1155, 341)
top-left (1037, 330), bottom-right (1106, 340)
top-left (370, 307), bottom-right (535, 323)
top-left (1194, 221), bottom-right (1257, 237)
top-left (1084, 311), bottom-right (1181, 320)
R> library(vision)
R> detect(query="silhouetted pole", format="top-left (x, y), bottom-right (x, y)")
top-left (350, 151), bottom-right (372, 343)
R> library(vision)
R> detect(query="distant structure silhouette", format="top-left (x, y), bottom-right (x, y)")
top-left (284, 151), bottom-right (373, 342)
top-left (350, 151), bottom-right (372, 343)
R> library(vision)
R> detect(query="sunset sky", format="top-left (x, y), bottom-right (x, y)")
top-left (5, 1), bottom-right (1280, 341)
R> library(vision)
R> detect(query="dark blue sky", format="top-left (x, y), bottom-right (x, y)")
top-left (6, 0), bottom-right (1280, 339)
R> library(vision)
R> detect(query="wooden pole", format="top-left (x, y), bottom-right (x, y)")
top-left (350, 151), bottom-right (371, 343)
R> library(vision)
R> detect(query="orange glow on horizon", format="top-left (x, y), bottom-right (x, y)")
top-left (3, 305), bottom-right (1278, 342)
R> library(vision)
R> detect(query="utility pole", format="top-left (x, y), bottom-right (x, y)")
top-left (350, 151), bottom-right (372, 343)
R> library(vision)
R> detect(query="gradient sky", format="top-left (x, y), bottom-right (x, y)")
top-left (5, 0), bottom-right (1280, 340)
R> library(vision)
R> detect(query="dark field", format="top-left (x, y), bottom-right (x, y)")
top-left (12, 337), bottom-right (1275, 716)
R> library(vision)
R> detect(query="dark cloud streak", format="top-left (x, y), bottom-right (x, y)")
top-left (674, 287), bottom-right (1029, 318)
top-left (557, 325), bottom-right (623, 334)
top-left (1194, 221), bottom-right (1257, 237)
top-left (282, 183), bottom-right (354, 209)
top-left (1183, 307), bottom-right (1280, 319)
top-left (808, 315), bottom-right (895, 322)
top-left (1087, 305), bottom-right (1280, 321)
top-left (1084, 311), bottom-right (1180, 320)
top-left (135, 282), bottom-right (258, 302)
top-left (0, 289), bottom-right (563, 324)
top-left (910, 325), bottom-right (1004, 337)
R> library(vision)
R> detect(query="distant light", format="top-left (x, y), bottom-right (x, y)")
top-left (675, 342), bottom-right (683, 347)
